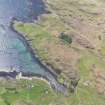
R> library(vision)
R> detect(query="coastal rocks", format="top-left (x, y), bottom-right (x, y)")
top-left (0, 71), bottom-right (18, 78)
top-left (13, 21), bottom-right (70, 96)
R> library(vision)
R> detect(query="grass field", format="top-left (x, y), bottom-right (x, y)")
top-left (0, 79), bottom-right (56, 105)
top-left (0, 78), bottom-right (105, 105)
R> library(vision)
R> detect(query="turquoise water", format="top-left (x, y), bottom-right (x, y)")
top-left (0, 0), bottom-right (46, 74)
top-left (0, 0), bottom-right (68, 93)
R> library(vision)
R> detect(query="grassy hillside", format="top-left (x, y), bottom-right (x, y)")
top-left (13, 0), bottom-right (105, 104)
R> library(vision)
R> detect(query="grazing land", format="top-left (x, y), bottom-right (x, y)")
top-left (0, 77), bottom-right (105, 105)
top-left (13, 0), bottom-right (105, 105)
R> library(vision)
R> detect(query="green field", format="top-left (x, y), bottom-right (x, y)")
top-left (0, 79), bottom-right (56, 105)
top-left (0, 78), bottom-right (105, 105)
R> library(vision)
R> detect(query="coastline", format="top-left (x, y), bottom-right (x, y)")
top-left (16, 72), bottom-right (51, 87)
top-left (10, 19), bottom-right (69, 95)
top-left (11, 18), bottom-right (58, 78)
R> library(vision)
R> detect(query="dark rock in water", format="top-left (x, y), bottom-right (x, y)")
top-left (0, 71), bottom-right (18, 78)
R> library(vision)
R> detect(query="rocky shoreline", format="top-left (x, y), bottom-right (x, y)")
top-left (8, 19), bottom-right (69, 96)
top-left (11, 18), bottom-right (58, 77)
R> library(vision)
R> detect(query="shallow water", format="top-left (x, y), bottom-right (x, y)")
top-left (0, 0), bottom-right (68, 94)
top-left (0, 0), bottom-right (47, 75)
